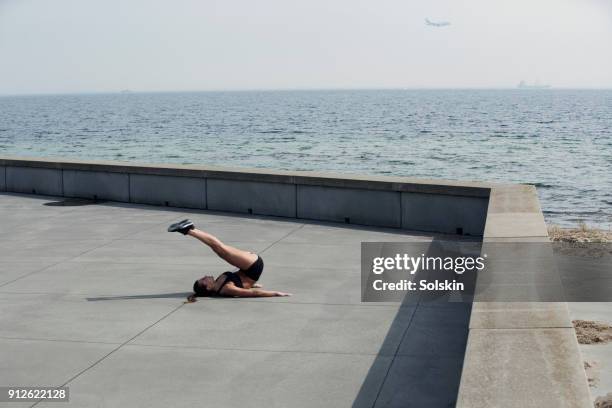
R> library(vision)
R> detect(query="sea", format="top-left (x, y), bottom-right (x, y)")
top-left (0, 89), bottom-right (610, 228)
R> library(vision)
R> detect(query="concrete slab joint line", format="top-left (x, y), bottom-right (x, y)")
top-left (27, 304), bottom-right (187, 408)
top-left (369, 305), bottom-right (418, 407)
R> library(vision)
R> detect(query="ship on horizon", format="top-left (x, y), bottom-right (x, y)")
top-left (517, 80), bottom-right (551, 89)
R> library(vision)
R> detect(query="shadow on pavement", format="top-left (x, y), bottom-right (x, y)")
top-left (353, 237), bottom-right (479, 408)
top-left (87, 292), bottom-right (192, 301)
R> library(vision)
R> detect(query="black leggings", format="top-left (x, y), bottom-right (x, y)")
top-left (242, 256), bottom-right (264, 281)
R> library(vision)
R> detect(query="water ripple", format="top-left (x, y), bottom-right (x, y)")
top-left (0, 89), bottom-right (610, 228)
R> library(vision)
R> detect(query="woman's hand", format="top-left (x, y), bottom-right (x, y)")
top-left (274, 291), bottom-right (292, 297)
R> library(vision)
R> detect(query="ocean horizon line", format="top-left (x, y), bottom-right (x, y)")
top-left (2, 86), bottom-right (612, 98)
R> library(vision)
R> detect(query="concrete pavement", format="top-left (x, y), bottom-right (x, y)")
top-left (0, 193), bottom-right (470, 408)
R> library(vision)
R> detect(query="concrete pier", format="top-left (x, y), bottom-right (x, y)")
top-left (0, 156), bottom-right (592, 407)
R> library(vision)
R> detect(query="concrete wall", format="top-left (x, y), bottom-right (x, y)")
top-left (207, 179), bottom-right (295, 217)
top-left (297, 185), bottom-right (401, 228)
top-left (6, 166), bottom-right (63, 196)
top-left (63, 170), bottom-right (129, 202)
top-left (0, 156), bottom-right (491, 236)
top-left (130, 174), bottom-right (206, 209)
top-left (0, 165), bottom-right (5, 192)
top-left (401, 192), bottom-right (488, 235)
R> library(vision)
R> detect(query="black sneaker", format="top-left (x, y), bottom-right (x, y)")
top-left (167, 219), bottom-right (195, 235)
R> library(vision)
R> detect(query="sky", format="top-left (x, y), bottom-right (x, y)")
top-left (0, 0), bottom-right (611, 94)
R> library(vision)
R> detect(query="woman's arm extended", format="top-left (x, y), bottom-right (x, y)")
top-left (222, 286), bottom-right (291, 297)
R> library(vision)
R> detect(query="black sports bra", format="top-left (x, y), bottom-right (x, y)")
top-left (216, 271), bottom-right (243, 295)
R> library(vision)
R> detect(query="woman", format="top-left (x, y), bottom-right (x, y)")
top-left (168, 219), bottom-right (291, 300)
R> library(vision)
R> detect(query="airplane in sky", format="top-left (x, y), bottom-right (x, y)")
top-left (425, 18), bottom-right (451, 27)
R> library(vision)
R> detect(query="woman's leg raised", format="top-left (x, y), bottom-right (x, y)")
top-left (187, 228), bottom-right (257, 270)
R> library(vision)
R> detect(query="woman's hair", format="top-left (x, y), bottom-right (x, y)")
top-left (187, 280), bottom-right (212, 303)
top-left (193, 280), bottom-right (212, 296)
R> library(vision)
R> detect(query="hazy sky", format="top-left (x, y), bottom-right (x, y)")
top-left (1, 0), bottom-right (611, 94)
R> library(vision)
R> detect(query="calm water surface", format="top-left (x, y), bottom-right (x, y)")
top-left (0, 90), bottom-right (610, 228)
